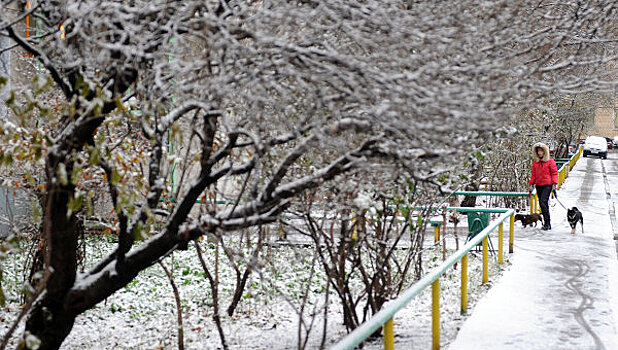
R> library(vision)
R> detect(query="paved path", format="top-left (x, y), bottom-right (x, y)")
top-left (449, 153), bottom-right (618, 350)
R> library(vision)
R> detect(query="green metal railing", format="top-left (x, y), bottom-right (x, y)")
top-left (452, 191), bottom-right (528, 197)
top-left (331, 208), bottom-right (516, 350)
top-left (453, 191), bottom-right (534, 214)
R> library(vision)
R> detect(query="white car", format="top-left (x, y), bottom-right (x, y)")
top-left (613, 136), bottom-right (618, 147)
top-left (583, 136), bottom-right (608, 159)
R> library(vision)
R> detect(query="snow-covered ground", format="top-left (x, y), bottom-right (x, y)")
top-left (4, 153), bottom-right (617, 350)
top-left (1, 226), bottom-right (505, 349)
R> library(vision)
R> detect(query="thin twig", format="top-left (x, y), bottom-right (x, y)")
top-left (158, 260), bottom-right (184, 350)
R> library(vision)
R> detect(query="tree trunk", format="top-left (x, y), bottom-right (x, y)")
top-left (24, 300), bottom-right (76, 350)
top-left (24, 178), bottom-right (79, 350)
top-left (460, 183), bottom-right (479, 207)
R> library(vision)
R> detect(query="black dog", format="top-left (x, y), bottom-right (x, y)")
top-left (567, 207), bottom-right (584, 234)
top-left (514, 213), bottom-right (543, 228)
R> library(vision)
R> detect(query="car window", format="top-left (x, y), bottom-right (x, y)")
top-left (585, 137), bottom-right (604, 144)
top-left (584, 137), bottom-right (608, 149)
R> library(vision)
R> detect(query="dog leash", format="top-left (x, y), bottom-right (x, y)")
top-left (553, 192), bottom-right (568, 210)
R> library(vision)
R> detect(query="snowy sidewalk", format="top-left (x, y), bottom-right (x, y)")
top-left (449, 156), bottom-right (618, 350)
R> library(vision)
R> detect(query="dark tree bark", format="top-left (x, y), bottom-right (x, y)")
top-left (460, 183), bottom-right (479, 207)
top-left (25, 176), bottom-right (79, 349)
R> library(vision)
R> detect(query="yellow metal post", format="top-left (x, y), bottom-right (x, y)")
top-left (532, 195), bottom-right (535, 213)
top-left (498, 223), bottom-right (504, 264)
top-left (383, 318), bottom-right (394, 350)
top-left (482, 237), bottom-right (488, 284)
top-left (432, 279), bottom-right (440, 350)
top-left (461, 254), bottom-right (468, 314)
top-left (509, 214), bottom-right (515, 253)
top-left (533, 194), bottom-right (539, 213)
top-left (279, 222), bottom-right (285, 240)
top-left (351, 211), bottom-right (358, 241)
top-left (434, 225), bottom-right (440, 243)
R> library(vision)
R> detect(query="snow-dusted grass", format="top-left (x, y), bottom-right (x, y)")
top-left (0, 232), bottom-right (510, 349)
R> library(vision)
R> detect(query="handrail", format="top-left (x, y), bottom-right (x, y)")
top-left (448, 207), bottom-right (509, 213)
top-left (331, 208), bottom-right (516, 350)
top-left (453, 191), bottom-right (528, 197)
top-left (418, 207), bottom-right (512, 213)
top-left (452, 191), bottom-right (533, 214)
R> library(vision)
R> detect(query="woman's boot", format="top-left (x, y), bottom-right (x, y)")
top-left (541, 211), bottom-right (550, 230)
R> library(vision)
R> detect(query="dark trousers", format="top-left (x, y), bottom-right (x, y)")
top-left (536, 185), bottom-right (552, 227)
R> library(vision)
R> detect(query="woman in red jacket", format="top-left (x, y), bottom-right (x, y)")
top-left (529, 142), bottom-right (558, 230)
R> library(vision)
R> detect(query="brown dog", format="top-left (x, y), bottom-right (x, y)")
top-left (514, 213), bottom-right (543, 228)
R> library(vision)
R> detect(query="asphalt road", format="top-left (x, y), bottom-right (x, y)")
top-left (594, 150), bottom-right (618, 253)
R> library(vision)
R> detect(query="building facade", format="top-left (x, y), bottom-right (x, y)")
top-left (588, 99), bottom-right (618, 138)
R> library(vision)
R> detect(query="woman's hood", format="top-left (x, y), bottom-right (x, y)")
top-left (532, 142), bottom-right (550, 162)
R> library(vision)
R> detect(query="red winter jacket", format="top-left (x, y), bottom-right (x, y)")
top-left (529, 142), bottom-right (558, 186)
top-left (529, 159), bottom-right (558, 186)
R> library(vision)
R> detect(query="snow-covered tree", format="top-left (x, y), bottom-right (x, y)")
top-left (1, 0), bottom-right (617, 348)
